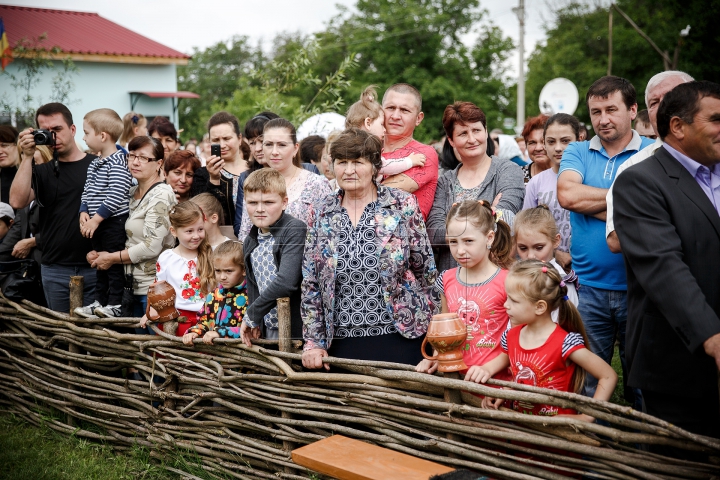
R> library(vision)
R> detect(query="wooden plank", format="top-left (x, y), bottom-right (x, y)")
top-left (292, 435), bottom-right (455, 480)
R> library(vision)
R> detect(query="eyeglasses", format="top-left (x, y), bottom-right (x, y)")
top-left (0, 143), bottom-right (15, 149)
top-left (128, 153), bottom-right (157, 163)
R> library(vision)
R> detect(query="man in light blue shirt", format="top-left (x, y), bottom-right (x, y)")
top-left (558, 76), bottom-right (653, 406)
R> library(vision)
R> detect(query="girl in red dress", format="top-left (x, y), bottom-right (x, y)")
top-left (466, 259), bottom-right (617, 422)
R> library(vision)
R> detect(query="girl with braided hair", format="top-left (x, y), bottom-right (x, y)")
top-left (467, 259), bottom-right (617, 422)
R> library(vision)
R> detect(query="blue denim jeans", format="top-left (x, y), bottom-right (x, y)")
top-left (41, 264), bottom-right (97, 314)
top-left (132, 294), bottom-right (152, 335)
top-left (578, 285), bottom-right (642, 409)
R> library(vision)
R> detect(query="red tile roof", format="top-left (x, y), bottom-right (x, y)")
top-left (0, 5), bottom-right (189, 60)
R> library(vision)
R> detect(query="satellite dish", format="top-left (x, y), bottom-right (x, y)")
top-left (538, 78), bottom-right (579, 115)
top-left (297, 112), bottom-right (346, 141)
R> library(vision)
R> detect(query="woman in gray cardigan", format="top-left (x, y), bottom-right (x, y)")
top-left (427, 102), bottom-right (525, 272)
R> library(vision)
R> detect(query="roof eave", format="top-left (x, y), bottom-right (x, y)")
top-left (13, 51), bottom-right (190, 66)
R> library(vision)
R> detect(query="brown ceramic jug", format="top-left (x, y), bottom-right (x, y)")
top-left (145, 280), bottom-right (180, 323)
top-left (421, 312), bottom-right (468, 372)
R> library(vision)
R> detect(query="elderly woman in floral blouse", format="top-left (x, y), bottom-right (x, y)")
top-left (301, 128), bottom-right (439, 368)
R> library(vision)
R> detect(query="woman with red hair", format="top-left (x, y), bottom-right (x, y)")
top-left (427, 101), bottom-right (525, 272)
top-left (521, 114), bottom-right (550, 183)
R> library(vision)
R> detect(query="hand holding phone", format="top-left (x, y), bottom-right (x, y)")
top-left (208, 144), bottom-right (224, 182)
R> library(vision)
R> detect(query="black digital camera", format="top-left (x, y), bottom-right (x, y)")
top-left (33, 129), bottom-right (56, 146)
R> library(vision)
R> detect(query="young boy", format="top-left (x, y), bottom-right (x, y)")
top-left (75, 108), bottom-right (132, 318)
top-left (239, 168), bottom-right (306, 346)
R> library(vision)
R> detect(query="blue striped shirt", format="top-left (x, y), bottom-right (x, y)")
top-left (80, 149), bottom-right (131, 219)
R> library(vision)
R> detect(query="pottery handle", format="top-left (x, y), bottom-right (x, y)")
top-left (145, 302), bottom-right (159, 321)
top-left (421, 337), bottom-right (437, 361)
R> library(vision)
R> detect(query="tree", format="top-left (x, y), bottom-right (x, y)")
top-left (177, 36), bottom-right (264, 140)
top-left (314, 0), bottom-right (516, 142)
top-left (177, 0), bottom-right (517, 143)
top-left (0, 33), bottom-right (78, 128)
top-left (178, 33), bottom-right (357, 139)
top-left (525, 0), bottom-right (720, 126)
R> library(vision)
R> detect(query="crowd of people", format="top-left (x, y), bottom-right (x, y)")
top-left (0, 71), bottom-right (718, 460)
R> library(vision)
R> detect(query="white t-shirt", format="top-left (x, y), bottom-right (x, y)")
top-left (606, 139), bottom-right (664, 237)
top-left (211, 236), bottom-right (233, 251)
top-left (550, 258), bottom-right (579, 323)
top-left (155, 249), bottom-right (204, 312)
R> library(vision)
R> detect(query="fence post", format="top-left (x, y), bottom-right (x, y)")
top-left (443, 371), bottom-right (463, 457)
top-left (68, 275), bottom-right (84, 427)
top-left (277, 297), bottom-right (297, 472)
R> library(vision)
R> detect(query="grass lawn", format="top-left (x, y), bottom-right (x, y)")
top-left (0, 413), bottom-right (179, 480)
top-left (610, 345), bottom-right (631, 406)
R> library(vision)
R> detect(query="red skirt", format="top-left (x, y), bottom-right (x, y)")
top-left (157, 310), bottom-right (199, 337)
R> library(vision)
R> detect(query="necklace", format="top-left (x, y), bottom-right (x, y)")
top-left (284, 166), bottom-right (300, 188)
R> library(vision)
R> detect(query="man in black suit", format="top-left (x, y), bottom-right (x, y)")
top-left (614, 81), bottom-right (720, 453)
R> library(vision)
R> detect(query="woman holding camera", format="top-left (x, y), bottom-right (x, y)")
top-left (191, 111), bottom-right (248, 226)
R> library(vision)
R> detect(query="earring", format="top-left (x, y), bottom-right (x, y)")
top-left (486, 244), bottom-right (492, 250)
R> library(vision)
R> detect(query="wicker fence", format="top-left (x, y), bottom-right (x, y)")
top-left (0, 295), bottom-right (718, 480)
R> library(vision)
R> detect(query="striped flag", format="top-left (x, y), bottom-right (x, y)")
top-left (0, 18), bottom-right (12, 70)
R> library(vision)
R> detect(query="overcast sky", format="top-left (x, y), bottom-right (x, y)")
top-left (7, 0), bottom-right (548, 77)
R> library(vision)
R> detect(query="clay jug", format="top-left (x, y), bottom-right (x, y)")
top-left (145, 280), bottom-right (179, 323)
top-left (421, 312), bottom-right (468, 372)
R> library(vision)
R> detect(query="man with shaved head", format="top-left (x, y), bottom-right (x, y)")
top-left (381, 83), bottom-right (438, 220)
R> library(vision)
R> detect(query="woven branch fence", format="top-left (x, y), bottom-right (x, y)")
top-left (0, 295), bottom-right (718, 480)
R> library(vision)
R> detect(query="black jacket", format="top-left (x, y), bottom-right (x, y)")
top-left (0, 202), bottom-right (41, 264)
top-left (191, 167), bottom-right (234, 226)
top-left (614, 146), bottom-right (720, 397)
top-left (243, 212), bottom-right (307, 339)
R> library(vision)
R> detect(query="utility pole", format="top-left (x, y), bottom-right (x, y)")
top-left (513, 0), bottom-right (525, 134)
top-left (608, 7), bottom-right (613, 75)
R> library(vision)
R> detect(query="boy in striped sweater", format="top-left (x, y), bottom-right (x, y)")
top-left (76, 109), bottom-right (132, 318)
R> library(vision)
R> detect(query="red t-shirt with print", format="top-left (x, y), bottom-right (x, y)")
top-left (438, 267), bottom-right (511, 380)
top-left (502, 324), bottom-right (586, 416)
top-left (383, 140), bottom-right (438, 220)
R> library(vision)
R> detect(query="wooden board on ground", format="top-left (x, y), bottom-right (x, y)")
top-left (292, 435), bottom-right (455, 480)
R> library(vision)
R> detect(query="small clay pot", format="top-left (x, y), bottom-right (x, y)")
top-left (421, 312), bottom-right (468, 372)
top-left (145, 280), bottom-right (180, 323)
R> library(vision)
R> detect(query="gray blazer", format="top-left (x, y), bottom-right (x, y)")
top-left (427, 156), bottom-right (525, 272)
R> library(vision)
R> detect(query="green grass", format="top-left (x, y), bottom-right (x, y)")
top-left (0, 413), bottom-right (177, 480)
top-left (610, 345), bottom-right (631, 407)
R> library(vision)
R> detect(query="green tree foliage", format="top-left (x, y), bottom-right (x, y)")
top-left (0, 33), bottom-right (78, 128)
top-left (177, 36), bottom-right (264, 140)
top-left (178, 0), bottom-right (516, 143)
top-left (178, 33), bottom-right (357, 141)
top-left (316, 0), bottom-right (515, 141)
top-left (525, 0), bottom-right (720, 125)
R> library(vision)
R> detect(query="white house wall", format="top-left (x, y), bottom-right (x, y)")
top-left (1, 60), bottom-right (179, 149)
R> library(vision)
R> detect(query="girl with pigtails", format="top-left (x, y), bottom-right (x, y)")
top-left (467, 259), bottom-right (617, 421)
top-left (416, 200), bottom-right (513, 380)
